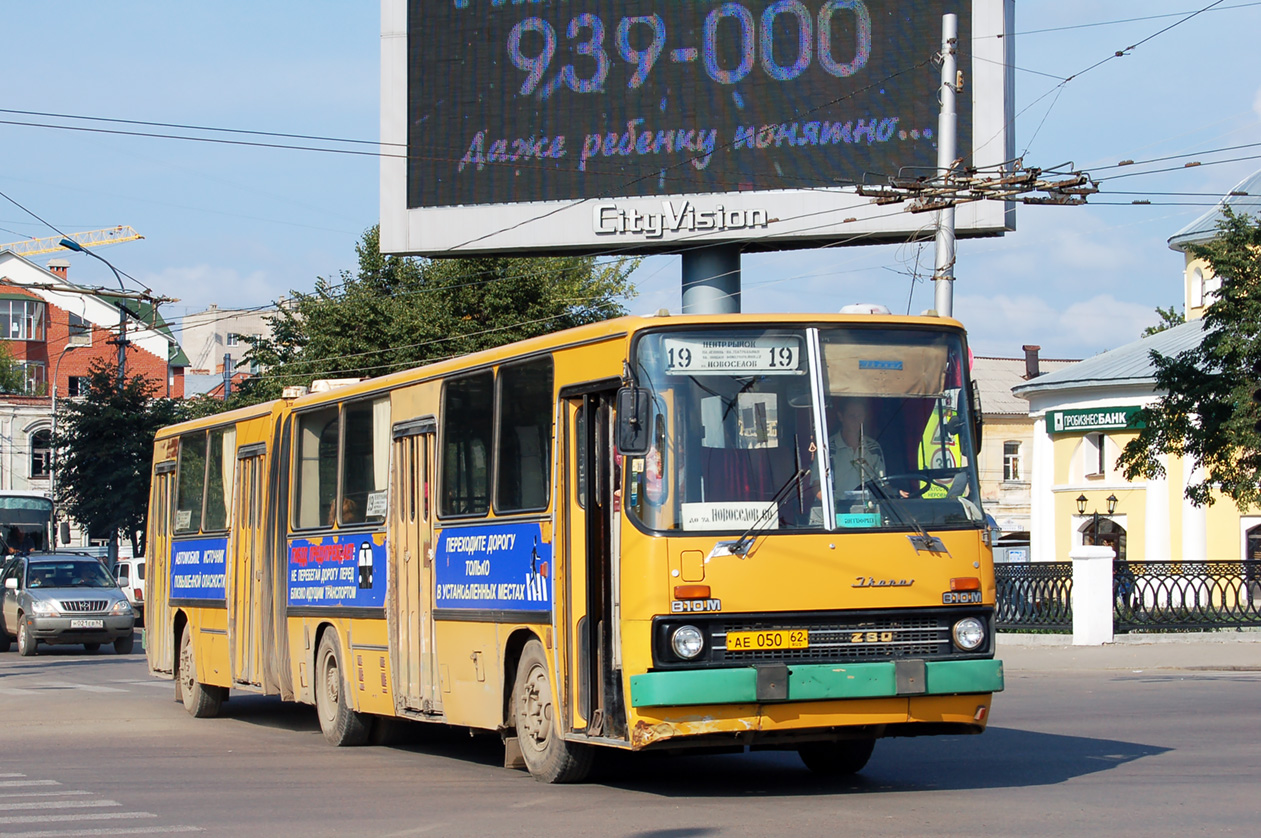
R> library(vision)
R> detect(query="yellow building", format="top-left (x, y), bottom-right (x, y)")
top-left (1014, 174), bottom-right (1261, 563)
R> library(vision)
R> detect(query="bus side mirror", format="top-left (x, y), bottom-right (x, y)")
top-left (59, 521), bottom-right (71, 546)
top-left (615, 387), bottom-right (652, 456)
top-left (969, 381), bottom-right (983, 452)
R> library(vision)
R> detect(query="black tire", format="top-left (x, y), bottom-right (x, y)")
top-left (84, 642), bottom-right (101, 652)
top-left (114, 633), bottom-right (134, 655)
top-left (798, 738), bottom-right (876, 776)
top-left (314, 631), bottom-right (371, 746)
top-left (0, 625), bottom-right (10, 653)
top-left (178, 622), bottom-right (224, 718)
top-left (512, 639), bottom-right (593, 783)
top-left (17, 616), bottom-right (37, 656)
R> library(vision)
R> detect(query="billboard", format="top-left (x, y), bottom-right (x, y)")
top-left (381, 0), bottom-right (1013, 255)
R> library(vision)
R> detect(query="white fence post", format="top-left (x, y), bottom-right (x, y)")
top-left (1070, 545), bottom-right (1116, 645)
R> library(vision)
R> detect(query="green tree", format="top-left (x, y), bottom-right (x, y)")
top-left (1119, 208), bottom-right (1261, 509)
top-left (1141, 304), bottom-right (1185, 337)
top-left (54, 362), bottom-right (187, 556)
top-left (0, 341), bottom-right (27, 393)
top-left (233, 226), bottom-right (637, 405)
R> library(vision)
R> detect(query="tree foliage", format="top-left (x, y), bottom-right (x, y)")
top-left (232, 226), bottom-right (637, 405)
top-left (1141, 304), bottom-right (1185, 337)
top-left (1119, 208), bottom-right (1261, 509)
top-left (0, 341), bottom-right (27, 394)
top-left (54, 362), bottom-right (187, 555)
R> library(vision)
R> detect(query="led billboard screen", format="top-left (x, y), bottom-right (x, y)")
top-left (381, 0), bottom-right (1013, 255)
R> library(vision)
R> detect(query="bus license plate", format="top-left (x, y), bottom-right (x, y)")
top-left (70, 619), bottom-right (104, 629)
top-left (726, 630), bottom-right (808, 651)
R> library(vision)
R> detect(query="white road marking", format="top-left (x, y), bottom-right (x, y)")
top-left (0, 800), bottom-right (119, 812)
top-left (0, 792), bottom-right (92, 800)
top-left (0, 827), bottom-right (203, 837)
top-left (0, 812), bottom-right (155, 825)
top-left (35, 681), bottom-right (129, 694)
top-left (0, 781), bottom-right (58, 788)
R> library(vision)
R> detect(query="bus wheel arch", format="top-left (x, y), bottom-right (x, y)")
top-left (313, 625), bottom-right (371, 746)
top-left (176, 616), bottom-right (225, 718)
top-left (510, 637), bottom-right (593, 783)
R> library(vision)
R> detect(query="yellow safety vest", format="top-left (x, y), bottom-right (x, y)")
top-left (918, 406), bottom-right (962, 498)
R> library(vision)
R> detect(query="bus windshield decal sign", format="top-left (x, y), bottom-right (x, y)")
top-left (170, 536), bottom-right (229, 601)
top-left (664, 336), bottom-right (802, 375)
top-left (435, 522), bottom-right (552, 613)
top-left (288, 534), bottom-right (387, 608)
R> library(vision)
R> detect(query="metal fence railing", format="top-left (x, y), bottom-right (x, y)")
top-left (995, 560), bottom-right (1261, 633)
top-left (995, 562), bottom-right (1073, 631)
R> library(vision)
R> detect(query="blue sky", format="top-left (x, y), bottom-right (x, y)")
top-left (2, 1), bottom-right (1259, 361)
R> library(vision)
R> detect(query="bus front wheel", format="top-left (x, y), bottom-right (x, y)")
top-left (178, 623), bottom-right (224, 718)
top-left (798, 738), bottom-right (876, 776)
top-left (315, 632), bottom-right (370, 746)
top-left (512, 639), bottom-right (592, 783)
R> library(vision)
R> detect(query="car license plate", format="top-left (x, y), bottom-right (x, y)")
top-left (726, 629), bottom-right (808, 651)
top-left (70, 619), bottom-right (104, 629)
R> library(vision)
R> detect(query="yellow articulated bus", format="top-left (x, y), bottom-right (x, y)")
top-left (146, 312), bottom-right (1003, 783)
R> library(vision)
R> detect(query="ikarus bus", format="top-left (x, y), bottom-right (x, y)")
top-left (146, 311), bottom-right (1002, 783)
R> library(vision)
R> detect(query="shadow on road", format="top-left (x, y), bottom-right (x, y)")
top-left (590, 726), bottom-right (1170, 796)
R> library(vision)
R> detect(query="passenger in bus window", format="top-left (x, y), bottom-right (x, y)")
top-left (327, 497), bottom-right (361, 527)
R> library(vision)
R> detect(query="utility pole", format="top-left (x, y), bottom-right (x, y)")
top-left (932, 14), bottom-right (959, 319)
top-left (223, 353), bottom-right (232, 400)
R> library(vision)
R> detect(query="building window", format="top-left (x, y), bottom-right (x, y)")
top-left (20, 362), bottom-right (46, 395)
top-left (1003, 441), bottom-right (1021, 482)
top-left (30, 430), bottom-right (51, 479)
top-left (0, 300), bottom-right (47, 341)
top-left (67, 376), bottom-right (85, 397)
top-left (68, 312), bottom-right (92, 346)
top-left (1085, 432), bottom-right (1106, 478)
top-left (226, 332), bottom-right (240, 347)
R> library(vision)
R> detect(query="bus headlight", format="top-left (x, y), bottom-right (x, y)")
top-left (670, 625), bottom-right (705, 660)
top-left (952, 617), bottom-right (986, 651)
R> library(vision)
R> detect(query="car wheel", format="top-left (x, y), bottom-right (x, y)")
top-left (314, 631), bottom-right (370, 746)
top-left (512, 639), bottom-right (592, 783)
top-left (797, 738), bottom-right (876, 776)
top-left (17, 616), bottom-right (37, 657)
top-left (84, 642), bottom-right (101, 652)
top-left (178, 623), bottom-right (224, 718)
top-left (114, 633), bottom-right (134, 655)
top-left (0, 622), bottom-right (10, 653)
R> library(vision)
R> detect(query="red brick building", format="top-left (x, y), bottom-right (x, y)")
top-left (0, 249), bottom-right (188, 550)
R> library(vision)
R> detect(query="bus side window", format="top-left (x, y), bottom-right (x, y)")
top-left (495, 358), bottom-right (553, 513)
top-left (441, 372), bottom-right (493, 517)
top-left (342, 398), bottom-right (389, 525)
top-left (295, 407), bottom-right (340, 529)
top-left (175, 432), bottom-right (207, 534)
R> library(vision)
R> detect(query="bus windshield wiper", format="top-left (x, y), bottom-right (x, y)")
top-left (853, 458), bottom-right (948, 555)
top-left (714, 468), bottom-right (809, 558)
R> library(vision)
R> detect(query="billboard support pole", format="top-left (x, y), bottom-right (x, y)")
top-left (932, 13), bottom-right (959, 319)
top-left (681, 245), bottom-right (741, 314)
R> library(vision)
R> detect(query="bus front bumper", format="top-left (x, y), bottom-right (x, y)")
top-left (629, 658), bottom-right (1003, 708)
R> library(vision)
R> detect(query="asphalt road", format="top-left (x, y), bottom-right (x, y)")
top-left (2, 635), bottom-right (1258, 838)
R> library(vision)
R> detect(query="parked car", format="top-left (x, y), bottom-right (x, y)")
top-left (0, 554), bottom-right (136, 655)
top-left (113, 557), bottom-right (145, 626)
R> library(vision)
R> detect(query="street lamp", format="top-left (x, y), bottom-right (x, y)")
top-left (1076, 493), bottom-right (1119, 545)
top-left (57, 238), bottom-right (130, 392)
top-left (49, 344), bottom-right (81, 546)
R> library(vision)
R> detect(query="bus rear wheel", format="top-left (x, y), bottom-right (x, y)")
top-left (512, 639), bottom-right (592, 783)
top-left (798, 738), bottom-right (876, 776)
top-left (178, 623), bottom-right (224, 718)
top-left (315, 632), bottom-right (370, 746)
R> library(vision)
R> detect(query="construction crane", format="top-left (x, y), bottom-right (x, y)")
top-left (0, 226), bottom-right (143, 258)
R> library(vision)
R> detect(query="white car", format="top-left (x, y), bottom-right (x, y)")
top-left (114, 558), bottom-right (145, 625)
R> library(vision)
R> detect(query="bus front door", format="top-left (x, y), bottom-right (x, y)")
top-left (562, 391), bottom-right (626, 741)
top-left (391, 423), bottom-right (438, 715)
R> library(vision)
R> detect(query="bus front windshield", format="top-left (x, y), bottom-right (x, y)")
top-left (625, 326), bottom-right (984, 535)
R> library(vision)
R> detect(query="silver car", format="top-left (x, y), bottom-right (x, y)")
top-left (0, 554), bottom-right (136, 656)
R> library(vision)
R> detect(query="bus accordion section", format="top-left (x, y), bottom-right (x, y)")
top-left (146, 313), bottom-right (1002, 783)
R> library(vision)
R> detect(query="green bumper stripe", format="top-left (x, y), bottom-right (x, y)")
top-left (630, 658), bottom-right (1004, 708)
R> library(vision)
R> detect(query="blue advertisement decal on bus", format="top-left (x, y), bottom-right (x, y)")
top-left (288, 534), bottom-right (387, 609)
top-left (435, 522), bottom-right (551, 612)
top-left (170, 536), bottom-right (229, 600)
